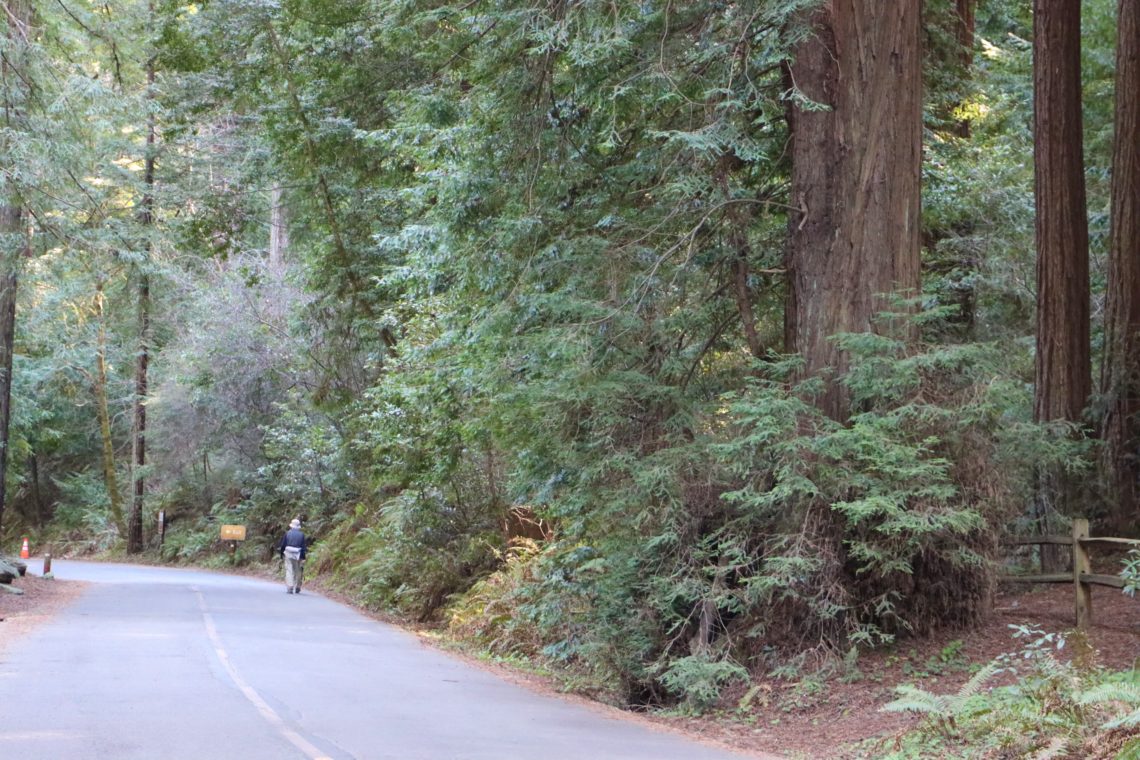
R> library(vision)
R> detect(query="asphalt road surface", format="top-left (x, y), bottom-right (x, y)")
top-left (0, 560), bottom-right (772, 760)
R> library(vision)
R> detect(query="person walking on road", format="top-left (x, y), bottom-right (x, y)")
top-left (277, 518), bottom-right (307, 594)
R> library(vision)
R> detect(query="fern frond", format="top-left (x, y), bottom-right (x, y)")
top-left (1102, 708), bottom-right (1140, 731)
top-left (882, 684), bottom-right (950, 716)
top-left (957, 661), bottom-right (1001, 700)
top-left (1078, 681), bottom-right (1140, 707)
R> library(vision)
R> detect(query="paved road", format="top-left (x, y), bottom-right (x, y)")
top-left (0, 561), bottom-right (771, 760)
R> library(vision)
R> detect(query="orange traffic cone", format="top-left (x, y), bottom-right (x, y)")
top-left (19, 536), bottom-right (29, 559)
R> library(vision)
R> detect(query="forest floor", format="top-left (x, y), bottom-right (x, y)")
top-left (656, 582), bottom-right (1140, 758)
top-left (3, 568), bottom-right (1138, 759)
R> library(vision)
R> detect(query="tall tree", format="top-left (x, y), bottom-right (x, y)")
top-left (1033, 0), bottom-right (1090, 425)
top-left (1101, 0), bottom-right (1140, 530)
top-left (0, 0), bottom-right (30, 537)
top-left (128, 43), bottom-right (156, 554)
top-left (785, 1), bottom-right (923, 421)
top-left (1032, 0), bottom-right (1090, 568)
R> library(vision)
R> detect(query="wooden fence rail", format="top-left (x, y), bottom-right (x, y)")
top-left (1002, 518), bottom-right (1140, 629)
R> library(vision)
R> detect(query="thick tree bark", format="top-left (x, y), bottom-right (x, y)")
top-left (1032, 0), bottom-right (1090, 568)
top-left (953, 0), bottom-right (976, 137)
top-left (956, 0), bottom-right (976, 67)
top-left (785, 0), bottom-right (923, 422)
top-left (1101, 0), bottom-right (1140, 531)
top-left (1033, 0), bottom-right (1091, 425)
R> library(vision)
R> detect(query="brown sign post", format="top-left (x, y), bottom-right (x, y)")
top-left (220, 524), bottom-right (247, 561)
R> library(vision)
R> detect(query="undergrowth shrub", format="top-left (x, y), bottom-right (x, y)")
top-left (45, 470), bottom-right (119, 553)
top-left (447, 538), bottom-right (545, 658)
top-left (718, 339), bottom-right (1085, 655)
top-left (341, 324), bottom-right (1091, 711)
top-left (471, 337), bottom-right (1087, 709)
top-left (878, 625), bottom-right (1140, 759)
top-left (346, 486), bottom-right (505, 622)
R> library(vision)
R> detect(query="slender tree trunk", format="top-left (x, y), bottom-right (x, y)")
top-left (1033, 0), bottom-right (1090, 567)
top-left (269, 183), bottom-right (288, 271)
top-left (94, 283), bottom-right (125, 535)
top-left (785, 0), bottom-right (923, 422)
top-left (1101, 0), bottom-right (1140, 532)
top-left (0, 0), bottom-right (29, 538)
top-left (954, 0), bottom-right (976, 136)
top-left (128, 270), bottom-right (149, 553)
top-left (28, 450), bottom-right (40, 527)
top-left (956, 0), bottom-right (975, 55)
top-left (0, 261), bottom-right (15, 538)
top-left (128, 51), bottom-right (156, 554)
top-left (716, 155), bottom-right (765, 361)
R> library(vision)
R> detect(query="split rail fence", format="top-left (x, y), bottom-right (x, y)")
top-left (1002, 518), bottom-right (1140, 629)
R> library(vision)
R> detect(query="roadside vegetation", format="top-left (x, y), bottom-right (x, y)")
top-left (0, 1), bottom-right (1138, 756)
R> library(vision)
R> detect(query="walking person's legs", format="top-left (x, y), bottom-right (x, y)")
top-left (285, 557), bottom-right (302, 593)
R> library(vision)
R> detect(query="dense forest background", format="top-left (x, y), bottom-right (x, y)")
top-left (0, 0), bottom-right (1137, 712)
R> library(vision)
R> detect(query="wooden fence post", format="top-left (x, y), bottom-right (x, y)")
top-left (1073, 518), bottom-right (1091, 629)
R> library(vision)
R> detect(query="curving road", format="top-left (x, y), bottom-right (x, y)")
top-left (0, 561), bottom-right (774, 760)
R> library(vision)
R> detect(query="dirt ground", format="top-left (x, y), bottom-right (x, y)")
top-left (647, 583), bottom-right (1140, 759)
top-left (0, 571), bottom-right (87, 656)
top-left (3, 568), bottom-right (1138, 759)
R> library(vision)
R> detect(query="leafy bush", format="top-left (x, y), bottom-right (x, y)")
top-left (717, 338), bottom-right (1081, 652)
top-left (447, 538), bottom-right (545, 659)
top-left (346, 488), bottom-right (504, 622)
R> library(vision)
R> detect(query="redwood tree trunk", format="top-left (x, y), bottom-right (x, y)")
top-left (1033, 0), bottom-right (1091, 425)
top-left (954, 0), bottom-right (976, 137)
top-left (1101, 0), bottom-right (1140, 531)
top-left (785, 0), bottom-right (923, 422)
top-left (956, 0), bottom-right (976, 67)
top-left (1032, 0), bottom-right (1090, 568)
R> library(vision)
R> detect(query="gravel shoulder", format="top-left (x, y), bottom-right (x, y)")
top-left (0, 572), bottom-right (88, 656)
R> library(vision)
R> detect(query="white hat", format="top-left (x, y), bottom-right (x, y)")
top-left (289, 518), bottom-right (301, 529)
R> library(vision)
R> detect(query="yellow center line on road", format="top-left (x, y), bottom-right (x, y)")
top-left (193, 587), bottom-right (333, 760)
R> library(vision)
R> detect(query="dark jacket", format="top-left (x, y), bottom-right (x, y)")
top-left (278, 528), bottom-right (307, 560)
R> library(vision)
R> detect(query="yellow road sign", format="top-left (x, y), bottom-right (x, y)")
top-left (220, 524), bottom-right (247, 541)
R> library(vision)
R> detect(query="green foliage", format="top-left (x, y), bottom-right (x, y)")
top-left (1, 0), bottom-right (1124, 723)
top-left (1122, 551), bottom-right (1140, 601)
top-left (878, 625), bottom-right (1140, 759)
top-left (719, 336), bottom-right (1065, 647)
top-left (45, 471), bottom-right (118, 553)
top-left (657, 654), bottom-right (750, 714)
top-left (447, 539), bottom-right (546, 658)
top-left (345, 489), bottom-right (504, 622)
